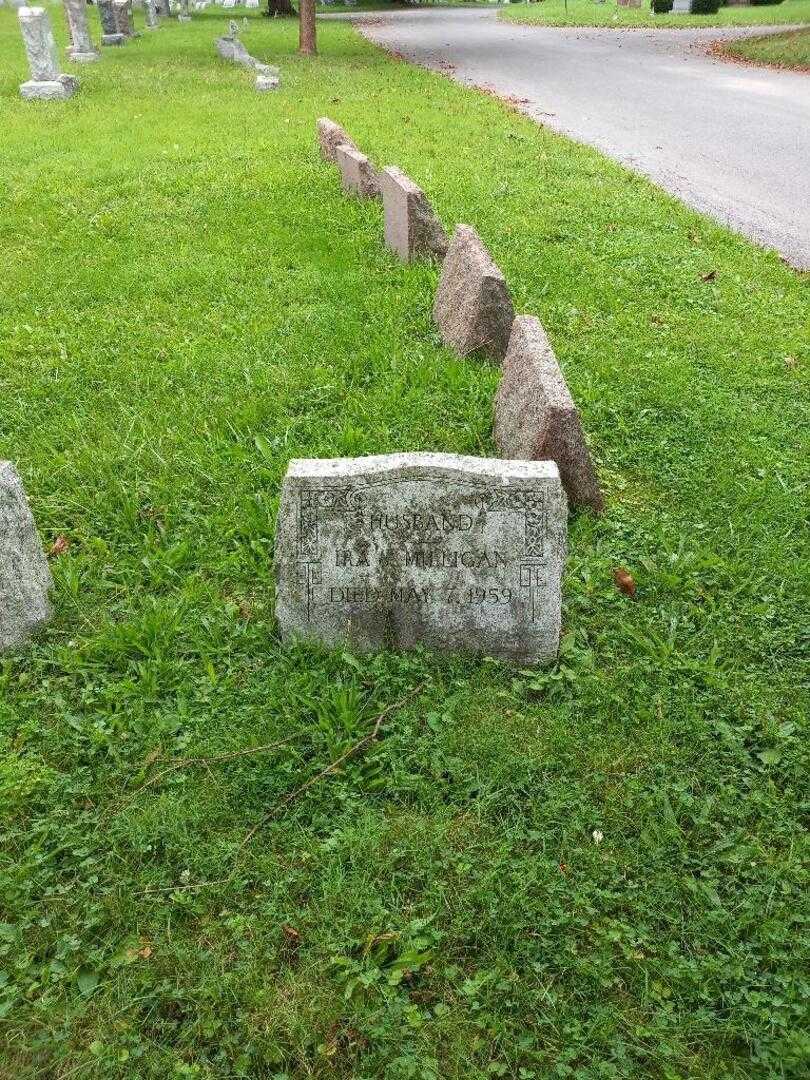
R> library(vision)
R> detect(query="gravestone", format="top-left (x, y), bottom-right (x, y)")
top-left (98, 0), bottom-right (125, 43)
top-left (317, 117), bottom-right (357, 164)
top-left (178, 0), bottom-right (190, 20)
top-left (18, 6), bottom-right (78, 99)
top-left (275, 452), bottom-right (566, 664)
top-left (215, 26), bottom-right (279, 79)
top-left (0, 462), bottom-right (52, 652)
top-left (494, 316), bottom-right (603, 513)
top-left (144, 0), bottom-right (158, 27)
top-left (112, 0), bottom-right (136, 37)
top-left (255, 71), bottom-right (280, 91)
top-left (335, 144), bottom-right (380, 199)
top-left (433, 224), bottom-right (514, 362)
top-left (63, 0), bottom-right (100, 61)
top-left (380, 166), bottom-right (448, 263)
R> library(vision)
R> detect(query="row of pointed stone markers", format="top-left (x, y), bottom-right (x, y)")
top-left (14, 0), bottom-right (205, 101)
top-left (316, 116), bottom-right (604, 514)
top-left (271, 123), bottom-right (606, 665)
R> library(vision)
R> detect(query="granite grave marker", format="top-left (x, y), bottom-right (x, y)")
top-left (18, 6), bottom-right (78, 99)
top-left (433, 224), bottom-right (514, 361)
top-left (335, 144), bottom-right (380, 199)
top-left (494, 316), bottom-right (604, 512)
top-left (317, 117), bottom-right (356, 164)
top-left (380, 166), bottom-right (448, 263)
top-left (0, 461), bottom-right (52, 652)
top-left (275, 452), bottom-right (566, 664)
top-left (63, 0), bottom-right (100, 61)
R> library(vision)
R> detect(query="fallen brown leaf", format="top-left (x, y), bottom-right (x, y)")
top-left (49, 535), bottom-right (70, 558)
top-left (282, 924), bottom-right (302, 948)
top-left (700, 270), bottom-right (717, 283)
top-left (613, 567), bottom-right (637, 598)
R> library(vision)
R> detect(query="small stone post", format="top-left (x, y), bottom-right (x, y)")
top-left (62, 0), bottom-right (100, 62)
top-left (18, 6), bottom-right (78, 99)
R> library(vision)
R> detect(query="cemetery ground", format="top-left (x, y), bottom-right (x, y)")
top-left (720, 24), bottom-right (810, 67)
top-left (500, 0), bottom-right (810, 29)
top-left (1, 9), bottom-right (808, 1079)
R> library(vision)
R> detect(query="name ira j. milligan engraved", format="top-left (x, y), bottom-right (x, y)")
top-left (274, 453), bottom-right (567, 664)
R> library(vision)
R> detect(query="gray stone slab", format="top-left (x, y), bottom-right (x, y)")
top-left (335, 144), bottom-right (380, 199)
top-left (433, 224), bottom-right (514, 362)
top-left (317, 117), bottom-right (356, 164)
top-left (255, 73), bottom-right (280, 92)
top-left (494, 316), bottom-right (604, 513)
top-left (275, 452), bottom-right (566, 664)
top-left (380, 166), bottom-right (448, 263)
top-left (18, 6), bottom-right (59, 81)
top-left (20, 74), bottom-right (78, 99)
top-left (112, 0), bottom-right (135, 37)
top-left (63, 0), bottom-right (100, 61)
top-left (0, 462), bottom-right (52, 652)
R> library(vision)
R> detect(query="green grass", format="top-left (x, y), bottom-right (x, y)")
top-left (2, 9), bottom-right (809, 1079)
top-left (501, 0), bottom-right (810, 29)
top-left (721, 24), bottom-right (810, 65)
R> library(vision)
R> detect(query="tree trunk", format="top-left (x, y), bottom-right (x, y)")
top-left (299, 0), bottom-right (316, 55)
top-left (266, 0), bottom-right (296, 15)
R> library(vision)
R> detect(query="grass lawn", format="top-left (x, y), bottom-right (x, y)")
top-left (720, 24), bottom-right (810, 65)
top-left (501, 0), bottom-right (810, 29)
top-left (2, 8), bottom-right (809, 1079)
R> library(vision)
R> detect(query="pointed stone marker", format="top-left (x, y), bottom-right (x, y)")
top-left (18, 6), bottom-right (78, 99)
top-left (317, 117), bottom-right (357, 164)
top-left (0, 462), bottom-right (52, 652)
top-left (63, 0), bottom-right (100, 61)
top-left (433, 224), bottom-right (514, 362)
top-left (274, 452), bottom-right (567, 664)
top-left (380, 166), bottom-right (448, 263)
top-left (335, 144), bottom-right (380, 199)
top-left (494, 316), bottom-right (604, 513)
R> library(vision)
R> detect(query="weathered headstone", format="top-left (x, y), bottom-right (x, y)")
top-left (380, 166), bottom-right (448, 263)
top-left (18, 6), bottom-right (78, 99)
top-left (113, 0), bottom-right (136, 36)
top-left (178, 0), bottom-right (190, 20)
top-left (62, 0), bottom-right (100, 61)
top-left (433, 224), bottom-right (514, 362)
top-left (98, 0), bottom-right (125, 43)
top-left (275, 453), bottom-right (566, 664)
top-left (494, 316), bottom-right (604, 513)
top-left (0, 462), bottom-right (52, 652)
top-left (317, 117), bottom-right (356, 164)
top-left (255, 71), bottom-right (280, 91)
top-left (215, 27), bottom-right (279, 79)
top-left (335, 144), bottom-right (380, 199)
top-left (144, 0), bottom-right (158, 27)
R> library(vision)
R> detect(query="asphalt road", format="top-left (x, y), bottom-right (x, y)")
top-left (353, 9), bottom-right (810, 270)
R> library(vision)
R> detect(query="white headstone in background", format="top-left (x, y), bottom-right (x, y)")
top-left (18, 6), bottom-right (78, 98)
top-left (275, 453), bottom-right (567, 664)
top-left (62, 0), bottom-right (100, 61)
